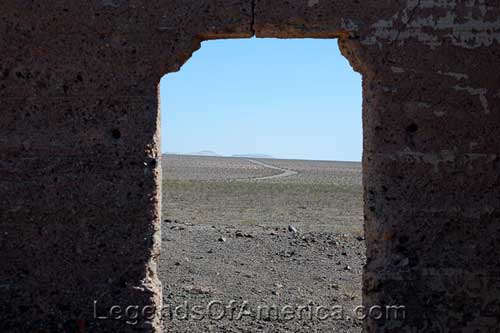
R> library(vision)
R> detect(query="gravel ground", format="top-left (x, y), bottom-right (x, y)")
top-left (160, 155), bottom-right (365, 332)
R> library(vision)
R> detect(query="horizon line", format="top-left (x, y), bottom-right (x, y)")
top-left (162, 152), bottom-right (361, 163)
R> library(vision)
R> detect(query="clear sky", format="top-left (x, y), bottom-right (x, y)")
top-left (160, 38), bottom-right (362, 162)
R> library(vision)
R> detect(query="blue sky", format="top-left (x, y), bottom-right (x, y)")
top-left (160, 38), bottom-right (362, 162)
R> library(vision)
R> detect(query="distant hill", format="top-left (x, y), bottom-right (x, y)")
top-left (164, 151), bottom-right (274, 158)
top-left (232, 153), bottom-right (274, 159)
top-left (189, 150), bottom-right (221, 157)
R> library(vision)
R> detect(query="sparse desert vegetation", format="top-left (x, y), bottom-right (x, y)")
top-left (160, 154), bottom-right (365, 332)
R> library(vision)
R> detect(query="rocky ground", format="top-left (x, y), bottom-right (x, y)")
top-left (160, 155), bottom-right (365, 332)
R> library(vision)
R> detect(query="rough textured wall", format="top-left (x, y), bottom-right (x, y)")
top-left (1, 0), bottom-right (499, 332)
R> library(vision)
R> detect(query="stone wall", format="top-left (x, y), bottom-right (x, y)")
top-left (1, 1), bottom-right (499, 331)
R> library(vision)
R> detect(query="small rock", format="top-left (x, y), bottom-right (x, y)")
top-left (218, 237), bottom-right (226, 242)
top-left (288, 225), bottom-right (299, 234)
top-left (279, 250), bottom-right (295, 258)
top-left (207, 249), bottom-right (214, 254)
top-left (356, 236), bottom-right (365, 241)
top-left (330, 283), bottom-right (340, 290)
top-left (235, 231), bottom-right (244, 237)
top-left (170, 225), bottom-right (185, 231)
top-left (345, 265), bottom-right (352, 271)
top-left (164, 219), bottom-right (172, 223)
top-left (183, 285), bottom-right (211, 295)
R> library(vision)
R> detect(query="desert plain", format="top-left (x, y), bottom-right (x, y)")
top-left (160, 154), bottom-right (365, 332)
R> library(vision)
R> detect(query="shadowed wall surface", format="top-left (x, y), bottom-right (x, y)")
top-left (1, 1), bottom-right (500, 331)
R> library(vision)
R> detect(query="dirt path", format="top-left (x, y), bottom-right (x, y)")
top-left (245, 159), bottom-right (298, 181)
